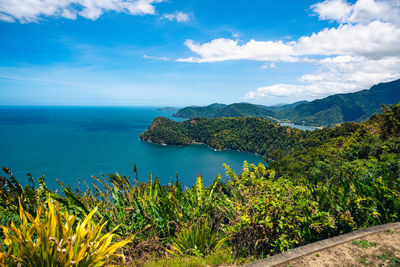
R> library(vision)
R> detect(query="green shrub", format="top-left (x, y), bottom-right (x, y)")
top-left (0, 198), bottom-right (134, 266)
top-left (169, 220), bottom-right (226, 257)
top-left (225, 162), bottom-right (333, 257)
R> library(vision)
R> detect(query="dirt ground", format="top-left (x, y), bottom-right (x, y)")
top-left (278, 227), bottom-right (400, 267)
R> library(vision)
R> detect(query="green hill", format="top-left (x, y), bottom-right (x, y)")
top-left (141, 116), bottom-right (304, 156)
top-left (277, 79), bottom-right (400, 126)
top-left (141, 101), bottom-right (400, 157)
top-left (173, 79), bottom-right (400, 127)
top-left (173, 103), bottom-right (227, 118)
top-left (216, 103), bottom-right (275, 118)
top-left (174, 102), bottom-right (276, 120)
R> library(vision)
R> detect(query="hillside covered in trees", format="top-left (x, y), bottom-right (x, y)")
top-left (142, 104), bottom-right (398, 157)
top-left (141, 116), bottom-right (304, 156)
top-left (174, 79), bottom-right (400, 127)
top-left (174, 103), bottom-right (277, 120)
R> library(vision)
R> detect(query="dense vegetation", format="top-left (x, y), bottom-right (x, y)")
top-left (174, 79), bottom-right (400, 127)
top-left (277, 78), bottom-right (400, 126)
top-left (174, 103), bottom-right (276, 121)
top-left (174, 103), bottom-right (228, 118)
top-left (0, 103), bottom-right (399, 266)
top-left (140, 116), bottom-right (305, 156)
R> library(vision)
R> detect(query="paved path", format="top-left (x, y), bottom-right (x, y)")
top-left (244, 222), bottom-right (400, 267)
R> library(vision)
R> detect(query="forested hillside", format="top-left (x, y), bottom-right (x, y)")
top-left (276, 79), bottom-right (400, 126)
top-left (141, 116), bottom-right (305, 155)
top-left (142, 102), bottom-right (400, 158)
top-left (174, 102), bottom-right (277, 119)
top-left (173, 79), bottom-right (400, 127)
top-left (173, 103), bottom-right (227, 118)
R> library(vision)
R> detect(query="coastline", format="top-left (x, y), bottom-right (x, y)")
top-left (141, 138), bottom-right (267, 158)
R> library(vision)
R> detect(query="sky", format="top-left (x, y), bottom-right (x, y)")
top-left (0, 0), bottom-right (400, 106)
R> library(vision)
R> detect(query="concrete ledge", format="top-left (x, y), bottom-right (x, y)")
top-left (244, 222), bottom-right (400, 267)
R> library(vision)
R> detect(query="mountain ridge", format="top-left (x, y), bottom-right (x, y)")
top-left (173, 79), bottom-right (400, 127)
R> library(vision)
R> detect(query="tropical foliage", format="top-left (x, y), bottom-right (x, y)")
top-left (169, 219), bottom-right (226, 257)
top-left (0, 198), bottom-right (134, 266)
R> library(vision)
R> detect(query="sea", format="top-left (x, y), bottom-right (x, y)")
top-left (0, 106), bottom-right (265, 190)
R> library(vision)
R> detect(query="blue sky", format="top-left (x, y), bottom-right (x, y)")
top-left (0, 0), bottom-right (399, 106)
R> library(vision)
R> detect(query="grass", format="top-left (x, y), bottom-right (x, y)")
top-left (140, 248), bottom-right (240, 267)
top-left (356, 257), bottom-right (374, 266)
top-left (377, 253), bottom-right (400, 266)
top-left (389, 257), bottom-right (400, 266)
top-left (352, 240), bottom-right (377, 249)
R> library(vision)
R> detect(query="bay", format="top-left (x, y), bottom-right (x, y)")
top-left (279, 123), bottom-right (317, 131)
top-left (0, 106), bottom-right (264, 189)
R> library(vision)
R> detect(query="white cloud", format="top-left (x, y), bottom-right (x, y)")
top-left (163, 11), bottom-right (189, 22)
top-left (247, 56), bottom-right (400, 99)
top-left (261, 63), bottom-right (276, 69)
top-left (177, 38), bottom-right (297, 63)
top-left (295, 21), bottom-right (400, 59)
top-left (246, 84), bottom-right (311, 98)
top-left (310, 0), bottom-right (353, 23)
top-left (0, 0), bottom-right (164, 23)
top-left (178, 19), bottom-right (400, 63)
top-left (143, 54), bottom-right (170, 61)
top-left (311, 0), bottom-right (400, 25)
top-left (176, 0), bottom-right (400, 100)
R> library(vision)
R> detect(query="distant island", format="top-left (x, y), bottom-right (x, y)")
top-left (173, 79), bottom-right (400, 127)
top-left (157, 106), bottom-right (180, 111)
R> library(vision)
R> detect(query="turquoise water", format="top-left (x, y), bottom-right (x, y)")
top-left (0, 106), bottom-right (264, 189)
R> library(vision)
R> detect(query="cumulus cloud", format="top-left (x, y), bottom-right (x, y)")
top-left (177, 38), bottom-right (297, 63)
top-left (245, 84), bottom-right (312, 98)
top-left (178, 6), bottom-right (400, 62)
top-left (310, 0), bottom-right (353, 23)
top-left (163, 11), bottom-right (189, 22)
top-left (0, 0), bottom-right (164, 22)
top-left (295, 21), bottom-right (400, 59)
top-left (247, 56), bottom-right (400, 99)
top-left (311, 0), bottom-right (400, 25)
top-left (176, 0), bottom-right (400, 100)
top-left (177, 20), bottom-right (400, 64)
